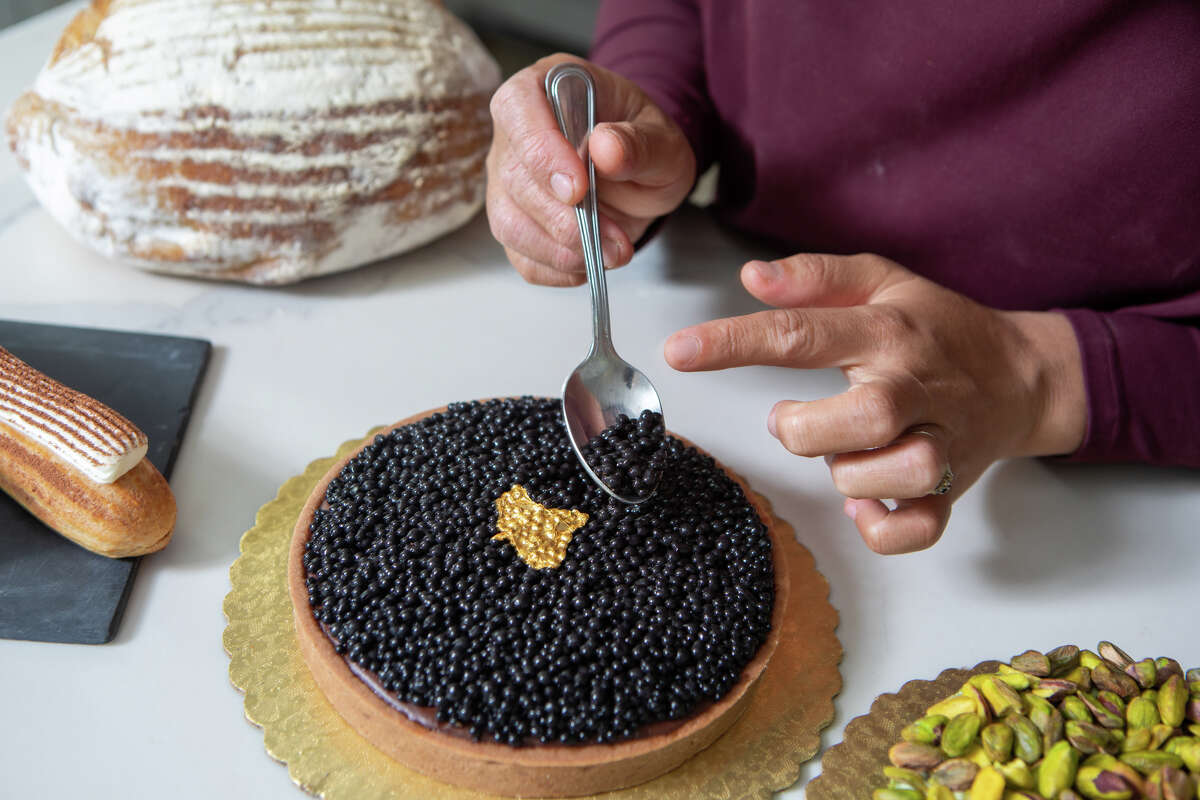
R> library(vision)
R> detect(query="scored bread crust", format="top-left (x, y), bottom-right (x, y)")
top-left (4, 0), bottom-right (501, 285)
top-left (0, 418), bottom-right (175, 558)
top-left (288, 406), bottom-right (791, 797)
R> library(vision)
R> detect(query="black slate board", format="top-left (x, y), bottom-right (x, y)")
top-left (0, 320), bottom-right (210, 644)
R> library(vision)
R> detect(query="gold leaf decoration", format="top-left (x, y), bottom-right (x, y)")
top-left (492, 484), bottom-right (587, 569)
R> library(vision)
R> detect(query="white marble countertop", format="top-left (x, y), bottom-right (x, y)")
top-left (2, 4), bottom-right (1198, 799)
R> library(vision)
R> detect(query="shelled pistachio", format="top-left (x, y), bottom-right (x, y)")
top-left (873, 643), bottom-right (1200, 800)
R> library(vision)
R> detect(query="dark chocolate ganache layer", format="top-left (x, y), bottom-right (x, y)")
top-left (303, 397), bottom-right (774, 746)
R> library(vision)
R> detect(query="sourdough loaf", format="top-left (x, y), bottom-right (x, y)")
top-left (5, 0), bottom-right (500, 284)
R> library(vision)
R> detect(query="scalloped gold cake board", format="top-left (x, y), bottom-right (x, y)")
top-left (807, 661), bottom-right (1001, 799)
top-left (223, 428), bottom-right (843, 800)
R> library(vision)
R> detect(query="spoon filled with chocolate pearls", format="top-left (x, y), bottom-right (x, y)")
top-left (545, 63), bottom-right (668, 504)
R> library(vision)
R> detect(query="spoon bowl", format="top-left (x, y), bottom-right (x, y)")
top-left (545, 63), bottom-right (666, 503)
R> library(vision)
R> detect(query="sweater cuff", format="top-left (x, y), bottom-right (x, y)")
top-left (1058, 307), bottom-right (1200, 466)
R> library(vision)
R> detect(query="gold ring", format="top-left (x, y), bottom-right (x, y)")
top-left (931, 467), bottom-right (954, 496)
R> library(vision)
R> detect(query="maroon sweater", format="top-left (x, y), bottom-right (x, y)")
top-left (591, 0), bottom-right (1200, 467)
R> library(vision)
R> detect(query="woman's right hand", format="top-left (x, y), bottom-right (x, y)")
top-left (486, 54), bottom-right (697, 286)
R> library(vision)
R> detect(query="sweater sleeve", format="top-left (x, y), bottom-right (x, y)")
top-left (1059, 295), bottom-right (1200, 467)
top-left (589, 0), bottom-right (718, 175)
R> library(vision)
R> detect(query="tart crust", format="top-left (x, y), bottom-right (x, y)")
top-left (288, 406), bottom-right (791, 797)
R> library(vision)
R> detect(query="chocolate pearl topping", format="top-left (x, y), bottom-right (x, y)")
top-left (304, 398), bottom-right (775, 746)
top-left (580, 409), bottom-right (668, 499)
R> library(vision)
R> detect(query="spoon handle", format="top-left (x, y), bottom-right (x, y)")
top-left (545, 64), bottom-right (614, 354)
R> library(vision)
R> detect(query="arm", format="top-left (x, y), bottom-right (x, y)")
top-left (1060, 299), bottom-right (1200, 467)
top-left (590, 0), bottom-right (719, 177)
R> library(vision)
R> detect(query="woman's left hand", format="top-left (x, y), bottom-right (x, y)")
top-left (664, 253), bottom-right (1089, 554)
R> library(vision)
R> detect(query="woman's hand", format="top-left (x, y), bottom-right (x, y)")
top-left (664, 253), bottom-right (1089, 554)
top-left (486, 54), bottom-right (696, 286)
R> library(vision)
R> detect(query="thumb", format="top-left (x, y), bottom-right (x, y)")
top-left (740, 252), bottom-right (913, 309)
top-left (590, 119), bottom-right (694, 188)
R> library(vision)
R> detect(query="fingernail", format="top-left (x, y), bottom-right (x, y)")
top-left (665, 334), bottom-right (700, 367)
top-left (767, 406), bottom-right (778, 437)
top-left (750, 260), bottom-right (780, 282)
top-left (843, 498), bottom-right (859, 521)
top-left (602, 237), bottom-right (621, 267)
top-left (550, 172), bottom-right (574, 203)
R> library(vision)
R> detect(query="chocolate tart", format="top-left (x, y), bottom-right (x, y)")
top-left (287, 401), bottom-right (790, 797)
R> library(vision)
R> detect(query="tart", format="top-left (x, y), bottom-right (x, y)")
top-left (288, 398), bottom-right (790, 797)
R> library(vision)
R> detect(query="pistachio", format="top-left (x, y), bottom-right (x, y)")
top-left (1188, 696), bottom-right (1200, 722)
top-left (1081, 651), bottom-right (1104, 670)
top-left (1048, 645), bottom-right (1083, 675)
top-left (885, 766), bottom-right (930, 793)
top-left (1119, 750), bottom-right (1185, 775)
top-left (1039, 740), bottom-right (1081, 798)
top-left (1148, 766), bottom-right (1197, 800)
top-left (1157, 658), bottom-right (1186, 687)
top-left (928, 693), bottom-right (982, 720)
top-left (1151, 724), bottom-right (1178, 750)
top-left (1161, 675), bottom-right (1188, 728)
top-left (1129, 695), bottom-right (1162, 729)
top-left (1080, 691), bottom-right (1127, 730)
top-left (1092, 663), bottom-right (1140, 700)
top-left (970, 765), bottom-right (1006, 800)
top-left (1098, 642), bottom-right (1135, 671)
top-left (1062, 695), bottom-right (1095, 724)
top-left (1066, 720), bottom-right (1115, 754)
top-left (1007, 714), bottom-right (1044, 764)
top-left (1186, 668), bottom-right (1200, 684)
top-left (1189, 723), bottom-right (1200, 738)
top-left (1081, 755), bottom-right (1146, 795)
top-left (1126, 659), bottom-right (1159, 690)
top-left (1122, 727), bottom-right (1153, 753)
top-left (1059, 791), bottom-right (1083, 800)
top-left (1011, 650), bottom-right (1052, 678)
top-left (1004, 792), bottom-right (1047, 800)
top-left (1025, 695), bottom-right (1064, 750)
top-left (1065, 666), bottom-right (1095, 693)
top-left (943, 713), bottom-right (985, 758)
top-left (890, 741), bottom-right (945, 772)
top-left (1166, 738), bottom-right (1200, 772)
top-left (925, 783), bottom-right (955, 800)
top-left (932, 758), bottom-right (980, 791)
top-left (978, 676), bottom-right (1026, 717)
top-left (996, 665), bottom-right (1034, 690)
top-left (875, 789), bottom-right (923, 800)
top-left (904, 714), bottom-right (949, 745)
top-left (982, 722), bottom-right (1015, 762)
top-left (1034, 679), bottom-right (1080, 704)
top-left (996, 758), bottom-right (1036, 790)
top-left (1074, 765), bottom-right (1134, 800)
top-left (1098, 690), bottom-right (1128, 718)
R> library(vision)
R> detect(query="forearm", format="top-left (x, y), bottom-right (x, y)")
top-left (1053, 308), bottom-right (1200, 467)
top-left (591, 0), bottom-right (717, 174)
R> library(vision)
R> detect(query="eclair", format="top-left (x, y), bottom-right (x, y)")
top-left (0, 346), bottom-right (175, 557)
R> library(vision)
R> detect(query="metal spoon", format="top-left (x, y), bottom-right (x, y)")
top-left (545, 63), bottom-right (665, 504)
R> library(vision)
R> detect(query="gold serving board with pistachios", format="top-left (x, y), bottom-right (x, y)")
top-left (811, 642), bottom-right (1200, 800)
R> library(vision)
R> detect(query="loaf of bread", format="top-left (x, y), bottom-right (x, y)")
top-left (4, 0), bottom-right (500, 284)
top-left (0, 347), bottom-right (175, 557)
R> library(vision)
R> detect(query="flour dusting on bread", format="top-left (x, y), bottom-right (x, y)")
top-left (5, 0), bottom-right (501, 284)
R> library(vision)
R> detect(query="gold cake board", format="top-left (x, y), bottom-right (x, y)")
top-left (223, 428), bottom-right (842, 799)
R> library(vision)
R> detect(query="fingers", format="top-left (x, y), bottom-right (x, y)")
top-left (489, 55), bottom-right (591, 205)
top-left (665, 306), bottom-right (882, 372)
top-left (828, 427), bottom-right (951, 498)
top-left (844, 495), bottom-right (951, 554)
top-left (740, 253), bottom-right (913, 309)
top-left (766, 377), bottom-right (927, 456)
top-left (487, 166), bottom-right (633, 282)
top-left (487, 55), bottom-right (695, 284)
top-left (588, 121), bottom-right (696, 217)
